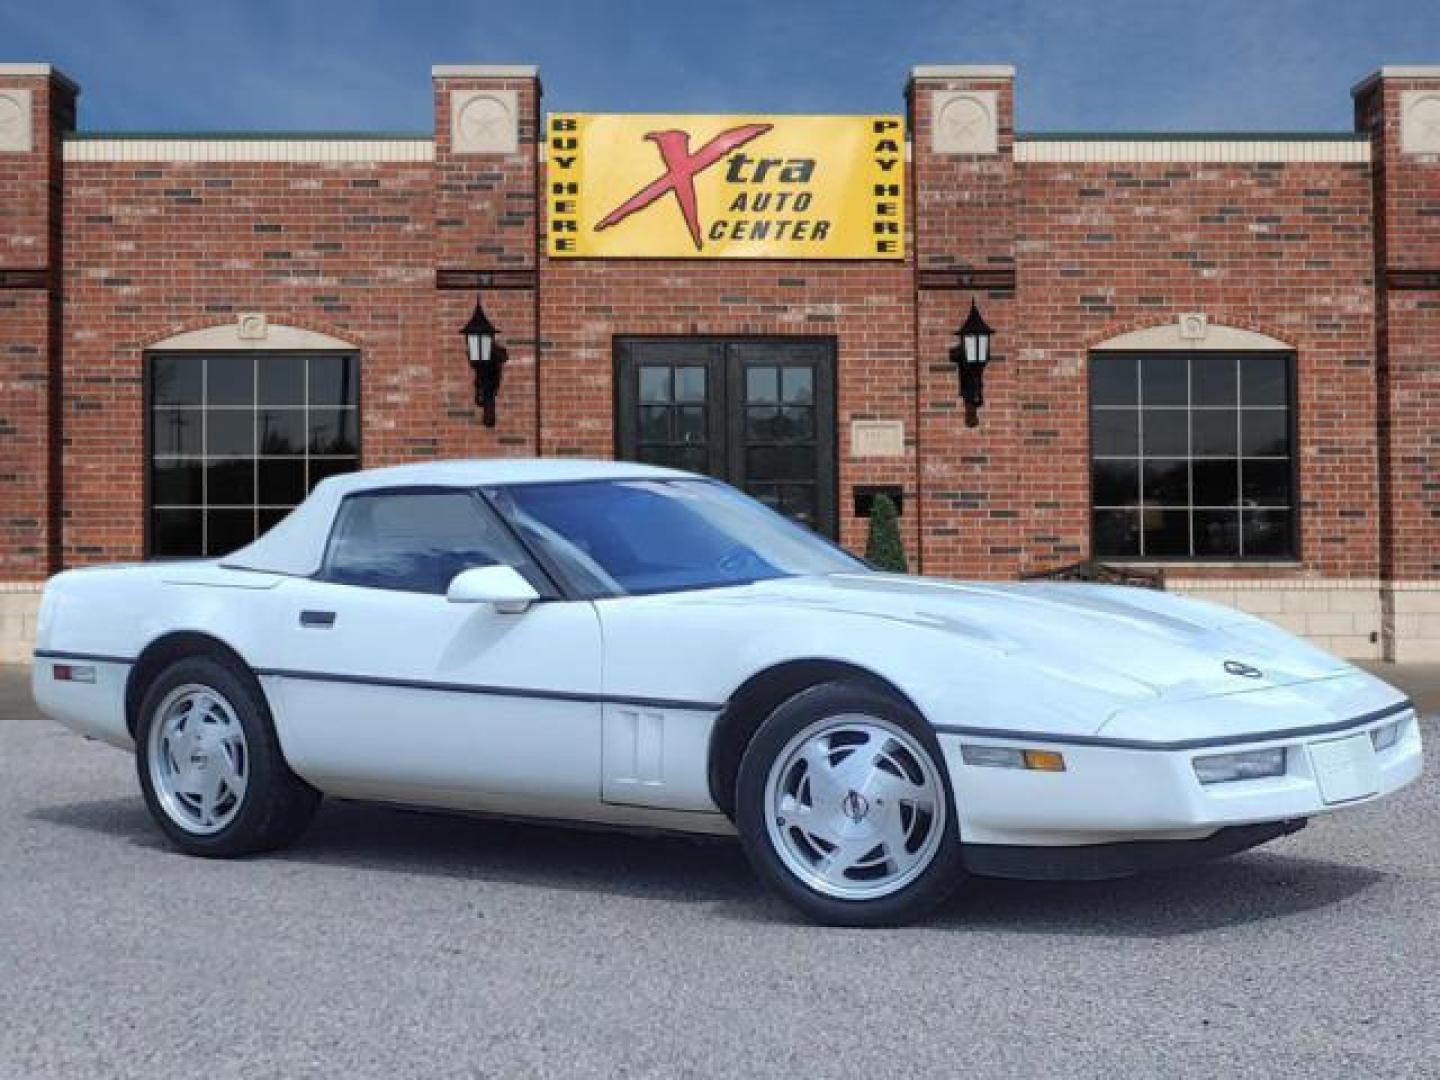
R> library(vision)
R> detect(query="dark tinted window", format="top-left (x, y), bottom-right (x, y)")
top-left (1090, 351), bottom-right (1295, 560)
top-left (323, 490), bottom-right (529, 595)
top-left (147, 352), bottom-right (360, 558)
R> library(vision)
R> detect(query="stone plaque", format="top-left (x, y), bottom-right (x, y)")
top-left (0, 88), bottom-right (33, 153)
top-left (1400, 91), bottom-right (1440, 155)
top-left (851, 420), bottom-right (906, 458)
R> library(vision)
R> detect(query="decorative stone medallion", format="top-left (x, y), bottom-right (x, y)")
top-left (451, 89), bottom-right (519, 155)
top-left (1400, 91), bottom-right (1440, 155)
top-left (932, 90), bottom-right (998, 155)
top-left (0, 89), bottom-right (33, 153)
top-left (237, 313), bottom-right (269, 341)
top-left (1178, 313), bottom-right (1209, 341)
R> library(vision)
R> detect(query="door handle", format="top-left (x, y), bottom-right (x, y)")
top-left (299, 610), bottom-right (336, 628)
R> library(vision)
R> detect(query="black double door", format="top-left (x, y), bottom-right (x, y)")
top-left (615, 338), bottom-right (837, 537)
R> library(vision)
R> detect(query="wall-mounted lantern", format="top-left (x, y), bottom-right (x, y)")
top-left (949, 299), bottom-right (994, 428)
top-left (460, 294), bottom-right (507, 428)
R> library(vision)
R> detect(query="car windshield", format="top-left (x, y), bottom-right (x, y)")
top-left (486, 478), bottom-right (866, 597)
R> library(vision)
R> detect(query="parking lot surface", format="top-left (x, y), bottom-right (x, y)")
top-left (2, 664), bottom-right (1438, 1079)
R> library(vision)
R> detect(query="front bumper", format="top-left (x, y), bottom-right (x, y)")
top-left (936, 702), bottom-right (1423, 850)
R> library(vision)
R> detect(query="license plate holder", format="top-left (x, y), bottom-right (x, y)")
top-left (1308, 732), bottom-right (1381, 805)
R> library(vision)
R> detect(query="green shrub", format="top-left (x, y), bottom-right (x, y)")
top-left (864, 494), bottom-right (908, 573)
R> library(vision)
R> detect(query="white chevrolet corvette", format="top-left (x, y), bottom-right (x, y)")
top-left (34, 459), bottom-right (1422, 925)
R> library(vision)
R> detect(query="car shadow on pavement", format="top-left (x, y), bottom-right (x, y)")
top-left (32, 795), bottom-right (1386, 936)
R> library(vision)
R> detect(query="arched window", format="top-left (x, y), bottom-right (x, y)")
top-left (145, 324), bottom-right (360, 558)
top-left (1088, 324), bottom-right (1296, 561)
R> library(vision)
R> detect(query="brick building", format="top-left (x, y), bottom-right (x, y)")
top-left (1, 61), bottom-right (1437, 661)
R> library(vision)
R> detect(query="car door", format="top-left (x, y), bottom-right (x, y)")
top-left (266, 486), bottom-right (604, 814)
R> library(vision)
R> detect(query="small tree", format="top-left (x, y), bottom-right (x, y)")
top-left (864, 494), bottom-right (908, 573)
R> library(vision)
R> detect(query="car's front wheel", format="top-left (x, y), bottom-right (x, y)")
top-left (735, 681), bottom-right (965, 926)
top-left (136, 654), bottom-right (320, 857)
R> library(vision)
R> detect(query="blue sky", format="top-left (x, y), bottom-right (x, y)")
top-left (3, 0), bottom-right (1437, 133)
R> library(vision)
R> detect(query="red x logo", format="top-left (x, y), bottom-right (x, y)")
top-left (595, 123), bottom-right (773, 251)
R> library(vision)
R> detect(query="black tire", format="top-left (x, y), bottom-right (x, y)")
top-left (135, 654), bottom-right (320, 857)
top-left (735, 681), bottom-right (966, 927)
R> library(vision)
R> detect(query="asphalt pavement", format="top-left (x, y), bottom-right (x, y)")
top-left (2, 663), bottom-right (1438, 1079)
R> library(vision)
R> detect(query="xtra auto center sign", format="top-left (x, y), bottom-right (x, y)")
top-left (546, 114), bottom-right (905, 259)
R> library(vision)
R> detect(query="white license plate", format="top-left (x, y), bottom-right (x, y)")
top-left (1308, 733), bottom-right (1381, 804)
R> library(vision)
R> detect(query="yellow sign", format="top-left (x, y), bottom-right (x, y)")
top-left (547, 113), bottom-right (904, 259)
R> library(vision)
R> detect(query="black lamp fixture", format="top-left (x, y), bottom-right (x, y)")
top-left (949, 299), bottom-right (994, 428)
top-left (460, 294), bottom-right (506, 428)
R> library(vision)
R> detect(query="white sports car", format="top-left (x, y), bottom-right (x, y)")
top-left (33, 459), bottom-right (1422, 925)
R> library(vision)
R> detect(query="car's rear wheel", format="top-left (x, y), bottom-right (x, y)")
top-left (136, 655), bottom-right (319, 857)
top-left (735, 681), bottom-right (965, 926)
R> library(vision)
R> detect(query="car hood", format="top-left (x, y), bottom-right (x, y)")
top-left (710, 573), bottom-right (1352, 705)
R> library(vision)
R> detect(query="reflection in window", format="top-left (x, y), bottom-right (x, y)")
top-left (1090, 352), bottom-right (1294, 560)
top-left (148, 353), bottom-right (359, 557)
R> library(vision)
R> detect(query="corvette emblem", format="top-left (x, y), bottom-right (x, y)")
top-left (595, 123), bottom-right (773, 251)
top-left (1223, 660), bottom-right (1264, 679)
top-left (840, 789), bottom-right (871, 823)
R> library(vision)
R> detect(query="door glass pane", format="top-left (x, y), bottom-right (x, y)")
top-left (638, 405), bottom-right (671, 441)
top-left (746, 406), bottom-right (780, 439)
top-left (746, 366), bottom-right (779, 404)
top-left (674, 366), bottom-right (706, 403)
top-left (746, 445), bottom-right (816, 481)
top-left (639, 366), bottom-right (671, 404)
top-left (779, 407), bottom-right (814, 440)
top-left (675, 405), bottom-right (706, 442)
top-left (781, 367), bottom-right (813, 404)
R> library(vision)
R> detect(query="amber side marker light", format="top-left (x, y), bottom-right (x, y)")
top-left (960, 745), bottom-right (1067, 772)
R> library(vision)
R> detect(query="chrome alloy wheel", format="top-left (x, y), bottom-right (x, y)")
top-left (146, 683), bottom-right (249, 835)
top-left (764, 714), bottom-right (947, 901)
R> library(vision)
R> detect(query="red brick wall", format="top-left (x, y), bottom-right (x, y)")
top-left (3, 63), bottom-right (1430, 595)
top-left (910, 73), bottom-right (1378, 581)
top-left (1357, 75), bottom-right (1440, 581)
top-left (0, 72), bottom-right (72, 580)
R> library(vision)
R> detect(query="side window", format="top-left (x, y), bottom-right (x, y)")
top-left (322, 490), bottom-right (530, 594)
